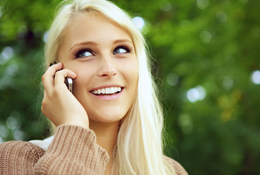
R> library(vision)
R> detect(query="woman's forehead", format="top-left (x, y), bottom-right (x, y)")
top-left (61, 12), bottom-right (133, 48)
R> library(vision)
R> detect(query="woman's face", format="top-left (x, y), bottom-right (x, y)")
top-left (57, 12), bottom-right (139, 124)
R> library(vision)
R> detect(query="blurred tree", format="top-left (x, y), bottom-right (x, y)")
top-left (0, 0), bottom-right (260, 174)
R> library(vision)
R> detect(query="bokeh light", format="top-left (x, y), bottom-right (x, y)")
top-left (6, 64), bottom-right (19, 77)
top-left (239, 0), bottom-right (248, 3)
top-left (0, 125), bottom-right (9, 138)
top-left (167, 73), bottom-right (179, 86)
top-left (197, 0), bottom-right (209, 9)
top-left (223, 77), bottom-right (233, 89)
top-left (251, 70), bottom-right (260, 84)
top-left (132, 17), bottom-right (145, 30)
top-left (6, 112), bottom-right (21, 130)
top-left (178, 114), bottom-right (193, 134)
top-left (0, 47), bottom-right (14, 65)
top-left (187, 86), bottom-right (206, 102)
top-left (216, 11), bottom-right (227, 23)
top-left (0, 8), bottom-right (2, 19)
top-left (159, 0), bottom-right (172, 12)
top-left (200, 31), bottom-right (211, 43)
top-left (43, 31), bottom-right (49, 43)
top-left (14, 130), bottom-right (25, 140)
top-left (17, 25), bottom-right (28, 38)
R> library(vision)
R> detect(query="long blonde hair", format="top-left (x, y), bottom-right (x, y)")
top-left (44, 0), bottom-right (176, 174)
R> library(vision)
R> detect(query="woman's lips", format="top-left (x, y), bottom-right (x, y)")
top-left (90, 88), bottom-right (124, 100)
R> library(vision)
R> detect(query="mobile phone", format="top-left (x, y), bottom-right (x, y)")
top-left (50, 62), bottom-right (73, 93)
top-left (65, 77), bottom-right (73, 93)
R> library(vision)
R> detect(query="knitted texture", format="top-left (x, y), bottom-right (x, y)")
top-left (34, 125), bottom-right (110, 175)
top-left (0, 141), bottom-right (45, 174)
top-left (164, 156), bottom-right (188, 175)
top-left (0, 125), bottom-right (188, 175)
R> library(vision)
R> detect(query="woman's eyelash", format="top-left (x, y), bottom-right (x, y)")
top-left (114, 43), bottom-right (133, 53)
top-left (72, 46), bottom-right (93, 58)
top-left (71, 42), bottom-right (134, 58)
top-left (76, 49), bottom-right (93, 58)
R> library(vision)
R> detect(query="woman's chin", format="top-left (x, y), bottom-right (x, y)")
top-left (85, 104), bottom-right (129, 124)
top-left (88, 113), bottom-right (125, 124)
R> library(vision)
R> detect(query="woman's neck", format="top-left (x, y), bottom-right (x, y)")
top-left (89, 120), bottom-right (120, 157)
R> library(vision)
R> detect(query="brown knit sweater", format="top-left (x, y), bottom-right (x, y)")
top-left (0, 125), bottom-right (188, 175)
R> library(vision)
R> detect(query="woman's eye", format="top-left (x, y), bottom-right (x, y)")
top-left (76, 50), bottom-right (93, 58)
top-left (113, 47), bottom-right (129, 54)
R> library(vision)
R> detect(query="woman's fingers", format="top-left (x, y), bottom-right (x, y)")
top-left (42, 62), bottom-right (77, 95)
top-left (54, 69), bottom-right (77, 89)
top-left (42, 63), bottom-right (63, 92)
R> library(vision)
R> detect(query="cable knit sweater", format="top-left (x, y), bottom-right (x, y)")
top-left (0, 125), bottom-right (188, 175)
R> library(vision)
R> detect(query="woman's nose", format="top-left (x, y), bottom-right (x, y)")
top-left (97, 57), bottom-right (117, 78)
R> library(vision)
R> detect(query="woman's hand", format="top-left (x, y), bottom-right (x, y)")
top-left (41, 62), bottom-right (89, 129)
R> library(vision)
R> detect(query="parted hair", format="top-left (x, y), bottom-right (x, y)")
top-left (44, 0), bottom-right (176, 174)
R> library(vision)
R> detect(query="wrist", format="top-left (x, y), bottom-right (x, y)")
top-left (60, 119), bottom-right (89, 129)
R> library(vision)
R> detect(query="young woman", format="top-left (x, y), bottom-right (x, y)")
top-left (0, 0), bottom-right (188, 174)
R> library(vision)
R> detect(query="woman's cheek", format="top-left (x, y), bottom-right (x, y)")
top-left (127, 61), bottom-right (139, 82)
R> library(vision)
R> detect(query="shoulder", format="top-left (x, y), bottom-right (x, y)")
top-left (0, 141), bottom-right (45, 174)
top-left (163, 155), bottom-right (189, 175)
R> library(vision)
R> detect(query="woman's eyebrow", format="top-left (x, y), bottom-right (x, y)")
top-left (70, 41), bottom-right (98, 51)
top-left (113, 39), bottom-right (133, 45)
top-left (69, 39), bottom-right (133, 51)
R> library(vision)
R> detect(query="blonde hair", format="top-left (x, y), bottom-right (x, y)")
top-left (44, 0), bottom-right (176, 174)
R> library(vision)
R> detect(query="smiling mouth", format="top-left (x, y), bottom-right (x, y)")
top-left (91, 87), bottom-right (124, 96)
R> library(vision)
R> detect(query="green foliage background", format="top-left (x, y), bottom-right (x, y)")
top-left (0, 0), bottom-right (259, 174)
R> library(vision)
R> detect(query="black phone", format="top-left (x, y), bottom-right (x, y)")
top-left (50, 62), bottom-right (73, 93)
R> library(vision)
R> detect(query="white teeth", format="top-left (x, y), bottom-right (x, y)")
top-left (91, 87), bottom-right (122, 95)
top-left (105, 88), bottom-right (110, 94)
top-left (111, 87), bottom-right (115, 93)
